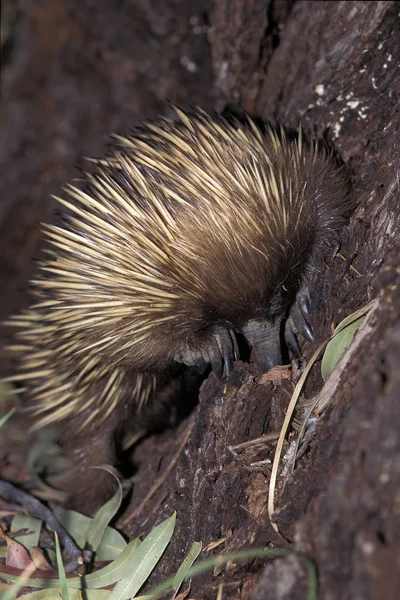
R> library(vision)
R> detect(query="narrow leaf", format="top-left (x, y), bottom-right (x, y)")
top-left (11, 515), bottom-right (41, 550)
top-left (2, 563), bottom-right (37, 600)
top-left (1, 537), bottom-right (140, 589)
top-left (54, 532), bottom-right (70, 600)
top-left (53, 506), bottom-right (127, 560)
top-left (17, 589), bottom-right (112, 599)
top-left (86, 467), bottom-right (123, 551)
top-left (108, 512), bottom-right (176, 600)
top-left (321, 315), bottom-right (365, 381)
top-left (172, 542), bottom-right (202, 596)
top-left (0, 407), bottom-right (16, 428)
top-left (148, 547), bottom-right (296, 599)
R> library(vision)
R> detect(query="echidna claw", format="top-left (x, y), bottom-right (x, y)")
top-left (298, 293), bottom-right (310, 319)
top-left (214, 328), bottom-right (238, 377)
top-left (285, 323), bottom-right (303, 359)
top-left (285, 292), bottom-right (314, 359)
top-left (231, 329), bottom-right (240, 362)
top-left (174, 327), bottom-right (238, 377)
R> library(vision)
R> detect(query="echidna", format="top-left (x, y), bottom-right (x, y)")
top-left (6, 107), bottom-right (350, 507)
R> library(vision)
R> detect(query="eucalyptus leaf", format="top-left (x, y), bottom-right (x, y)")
top-left (55, 532), bottom-right (70, 600)
top-left (53, 506), bottom-right (126, 560)
top-left (2, 576), bottom-right (26, 600)
top-left (16, 589), bottom-right (112, 599)
top-left (321, 315), bottom-right (365, 381)
top-left (147, 547), bottom-right (305, 600)
top-left (86, 467), bottom-right (123, 552)
top-left (0, 407), bottom-right (16, 428)
top-left (72, 537), bottom-right (141, 590)
top-left (108, 512), bottom-right (176, 600)
top-left (172, 541), bottom-right (202, 596)
top-left (11, 515), bottom-right (41, 550)
top-left (2, 537), bottom-right (140, 589)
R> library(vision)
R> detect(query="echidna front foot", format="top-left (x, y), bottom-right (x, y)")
top-left (285, 292), bottom-right (314, 360)
top-left (175, 327), bottom-right (239, 377)
top-left (211, 328), bottom-right (240, 377)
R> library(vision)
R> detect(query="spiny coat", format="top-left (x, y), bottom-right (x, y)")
top-left (7, 108), bottom-right (350, 433)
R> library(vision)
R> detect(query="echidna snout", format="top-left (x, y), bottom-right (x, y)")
top-left (242, 318), bottom-right (284, 373)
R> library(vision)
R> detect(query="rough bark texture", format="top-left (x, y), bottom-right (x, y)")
top-left (1, 1), bottom-right (399, 599)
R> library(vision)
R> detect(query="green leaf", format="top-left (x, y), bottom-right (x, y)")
top-left (172, 541), bottom-right (202, 596)
top-left (147, 547), bottom-right (298, 599)
top-left (53, 506), bottom-right (127, 561)
top-left (86, 467), bottom-right (123, 552)
top-left (0, 381), bottom-right (17, 401)
top-left (2, 576), bottom-right (27, 600)
top-left (321, 315), bottom-right (365, 381)
top-left (16, 590), bottom-right (112, 599)
top-left (52, 506), bottom-right (90, 548)
top-left (0, 407), bottom-right (16, 428)
top-left (95, 526), bottom-right (128, 562)
top-left (108, 512), bottom-right (176, 600)
top-left (55, 532), bottom-right (70, 600)
top-left (11, 515), bottom-right (42, 550)
top-left (2, 537), bottom-right (140, 589)
top-left (76, 537), bottom-right (141, 589)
